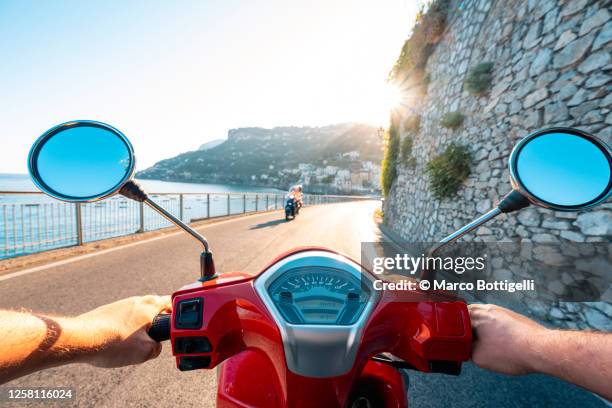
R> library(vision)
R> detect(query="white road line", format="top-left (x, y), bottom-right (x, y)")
top-left (0, 210), bottom-right (281, 282)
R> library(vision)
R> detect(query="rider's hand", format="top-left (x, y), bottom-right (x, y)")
top-left (77, 295), bottom-right (172, 368)
top-left (468, 303), bottom-right (546, 375)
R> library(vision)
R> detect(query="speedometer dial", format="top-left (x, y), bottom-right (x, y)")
top-left (267, 266), bottom-right (371, 325)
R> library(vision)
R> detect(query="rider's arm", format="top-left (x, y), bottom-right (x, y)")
top-left (0, 295), bottom-right (171, 385)
top-left (469, 304), bottom-right (612, 401)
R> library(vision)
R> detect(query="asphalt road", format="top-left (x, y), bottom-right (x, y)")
top-left (0, 201), bottom-right (605, 407)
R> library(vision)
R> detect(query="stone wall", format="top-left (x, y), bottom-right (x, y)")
top-left (384, 0), bottom-right (611, 329)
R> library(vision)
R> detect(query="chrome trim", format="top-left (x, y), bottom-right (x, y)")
top-left (27, 120), bottom-right (136, 203)
top-left (429, 207), bottom-right (502, 255)
top-left (144, 196), bottom-right (209, 252)
top-left (254, 250), bottom-right (379, 378)
top-left (508, 127), bottom-right (612, 212)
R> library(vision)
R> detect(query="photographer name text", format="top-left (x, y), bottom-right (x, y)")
top-left (373, 279), bottom-right (535, 293)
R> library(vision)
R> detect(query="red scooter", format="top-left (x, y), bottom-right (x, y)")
top-left (151, 246), bottom-right (471, 408)
top-left (28, 122), bottom-right (612, 407)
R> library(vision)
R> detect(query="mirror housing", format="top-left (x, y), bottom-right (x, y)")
top-left (28, 120), bottom-right (216, 281)
top-left (427, 127), bottom-right (611, 260)
top-left (28, 121), bottom-right (135, 202)
top-left (509, 127), bottom-right (611, 211)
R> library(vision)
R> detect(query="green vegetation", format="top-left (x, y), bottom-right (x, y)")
top-left (381, 116), bottom-right (401, 196)
top-left (440, 111), bottom-right (464, 129)
top-left (403, 115), bottom-right (421, 133)
top-left (401, 136), bottom-right (417, 168)
top-left (389, 0), bottom-right (450, 84)
top-left (425, 143), bottom-right (471, 199)
top-left (465, 62), bottom-right (494, 95)
top-left (381, 0), bottom-right (453, 195)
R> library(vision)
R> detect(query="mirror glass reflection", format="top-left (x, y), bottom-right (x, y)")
top-left (516, 132), bottom-right (610, 207)
top-left (32, 125), bottom-right (133, 200)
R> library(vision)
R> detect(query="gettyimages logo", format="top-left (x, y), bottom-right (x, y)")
top-left (372, 253), bottom-right (487, 275)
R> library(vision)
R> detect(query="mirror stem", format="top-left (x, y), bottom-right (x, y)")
top-left (144, 197), bottom-right (209, 252)
top-left (422, 190), bottom-right (530, 281)
top-left (428, 207), bottom-right (501, 256)
top-left (120, 181), bottom-right (217, 281)
top-left (144, 197), bottom-right (217, 281)
top-left (427, 190), bottom-right (530, 256)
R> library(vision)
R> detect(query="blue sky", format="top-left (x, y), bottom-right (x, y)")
top-left (0, 0), bottom-right (418, 173)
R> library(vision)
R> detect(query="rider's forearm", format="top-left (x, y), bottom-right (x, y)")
top-left (1, 296), bottom-right (170, 384)
top-left (0, 310), bottom-right (103, 384)
top-left (525, 329), bottom-right (612, 401)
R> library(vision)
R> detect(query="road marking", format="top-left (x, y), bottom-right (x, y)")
top-left (0, 210), bottom-right (282, 282)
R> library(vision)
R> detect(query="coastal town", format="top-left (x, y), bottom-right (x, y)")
top-left (280, 154), bottom-right (382, 194)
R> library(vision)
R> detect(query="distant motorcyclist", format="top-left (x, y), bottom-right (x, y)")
top-left (288, 185), bottom-right (304, 211)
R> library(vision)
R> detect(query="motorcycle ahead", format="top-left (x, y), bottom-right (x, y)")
top-left (285, 194), bottom-right (300, 221)
top-left (28, 122), bottom-right (611, 407)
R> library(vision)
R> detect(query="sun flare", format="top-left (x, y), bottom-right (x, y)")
top-left (381, 82), bottom-right (404, 112)
top-left (361, 82), bottom-right (406, 126)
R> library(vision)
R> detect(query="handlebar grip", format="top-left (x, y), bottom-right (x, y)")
top-left (148, 313), bottom-right (171, 342)
top-left (429, 360), bottom-right (462, 376)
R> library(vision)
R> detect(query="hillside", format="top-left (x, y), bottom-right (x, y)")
top-left (137, 123), bottom-right (383, 192)
top-left (198, 139), bottom-right (224, 151)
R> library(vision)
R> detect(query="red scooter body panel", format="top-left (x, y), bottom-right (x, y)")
top-left (168, 247), bottom-right (472, 408)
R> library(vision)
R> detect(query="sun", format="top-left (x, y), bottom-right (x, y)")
top-left (350, 81), bottom-right (409, 126)
top-left (362, 82), bottom-right (405, 126)
top-left (381, 82), bottom-right (404, 112)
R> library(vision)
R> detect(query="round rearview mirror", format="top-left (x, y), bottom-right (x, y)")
top-left (509, 128), bottom-right (611, 211)
top-left (28, 121), bottom-right (135, 202)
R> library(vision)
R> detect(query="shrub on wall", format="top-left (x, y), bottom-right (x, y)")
top-left (401, 136), bottom-right (417, 168)
top-left (389, 0), bottom-right (450, 82)
top-left (465, 62), bottom-right (494, 95)
top-left (425, 143), bottom-right (471, 199)
top-left (440, 111), bottom-right (464, 129)
top-left (381, 117), bottom-right (401, 196)
top-left (403, 115), bottom-right (421, 133)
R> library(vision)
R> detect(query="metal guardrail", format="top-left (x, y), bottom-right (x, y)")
top-left (0, 191), bottom-right (372, 260)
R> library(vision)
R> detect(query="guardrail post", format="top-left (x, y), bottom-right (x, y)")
top-left (207, 194), bottom-right (210, 218)
top-left (243, 194), bottom-right (246, 213)
top-left (179, 194), bottom-right (184, 221)
top-left (275, 195), bottom-right (278, 209)
top-left (75, 203), bottom-right (83, 245)
top-left (255, 195), bottom-right (258, 211)
top-left (266, 194), bottom-right (269, 210)
top-left (138, 202), bottom-right (145, 232)
top-left (227, 194), bottom-right (231, 216)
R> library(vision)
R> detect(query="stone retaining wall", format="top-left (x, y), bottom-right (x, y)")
top-left (384, 0), bottom-right (611, 329)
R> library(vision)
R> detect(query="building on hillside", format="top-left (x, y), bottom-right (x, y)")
top-left (334, 176), bottom-right (352, 192)
top-left (298, 163), bottom-right (314, 171)
top-left (324, 165), bottom-right (339, 176)
top-left (343, 151), bottom-right (360, 160)
top-left (336, 169), bottom-right (351, 180)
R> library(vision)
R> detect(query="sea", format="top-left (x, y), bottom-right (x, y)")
top-left (0, 174), bottom-right (285, 259)
top-left (0, 173), bottom-right (282, 195)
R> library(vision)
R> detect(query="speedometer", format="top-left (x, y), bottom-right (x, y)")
top-left (267, 266), bottom-right (371, 325)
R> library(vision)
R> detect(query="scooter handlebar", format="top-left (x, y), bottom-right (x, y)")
top-left (148, 313), bottom-right (171, 342)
